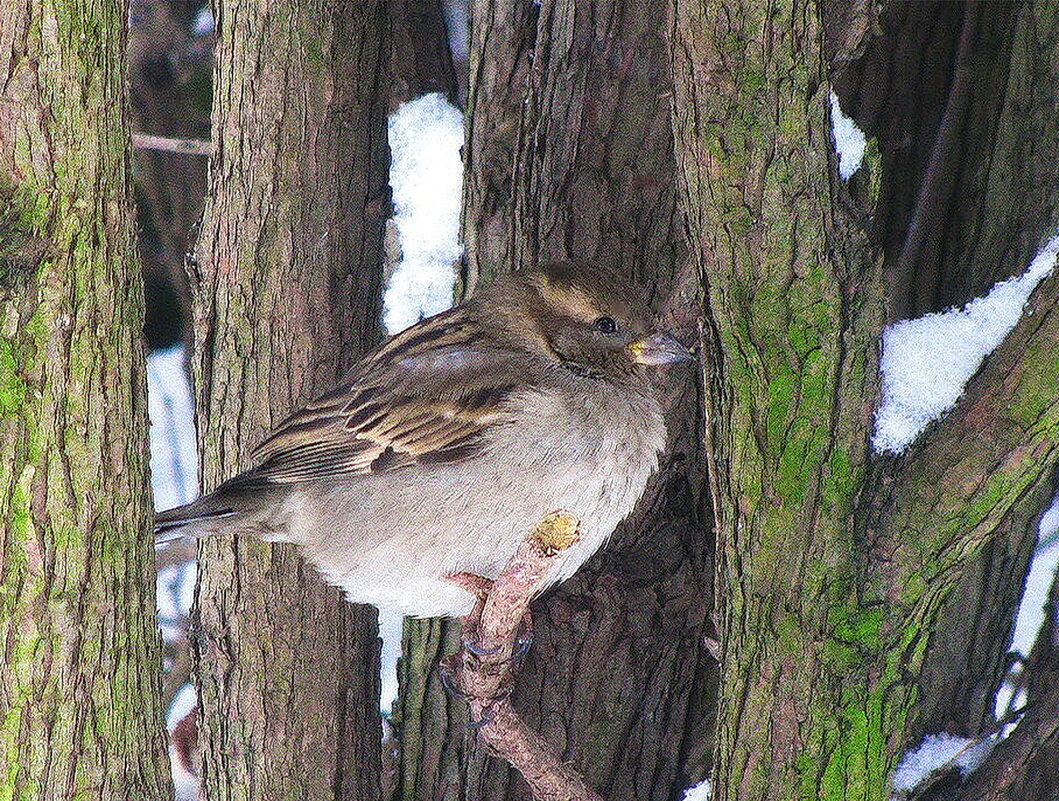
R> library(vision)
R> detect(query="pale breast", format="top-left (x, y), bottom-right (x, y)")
top-left (292, 379), bottom-right (667, 617)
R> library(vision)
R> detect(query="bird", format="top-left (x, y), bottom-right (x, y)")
top-left (155, 263), bottom-right (693, 618)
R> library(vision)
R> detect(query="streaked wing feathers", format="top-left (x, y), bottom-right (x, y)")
top-left (250, 335), bottom-right (523, 484)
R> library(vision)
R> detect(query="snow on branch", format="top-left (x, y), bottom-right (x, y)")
top-left (873, 233), bottom-right (1059, 454)
top-left (682, 779), bottom-right (712, 800)
top-left (829, 90), bottom-right (866, 181)
top-left (892, 733), bottom-right (997, 795)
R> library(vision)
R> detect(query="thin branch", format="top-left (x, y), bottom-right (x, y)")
top-left (450, 510), bottom-right (605, 801)
top-left (891, 4), bottom-right (977, 284)
top-left (131, 132), bottom-right (212, 156)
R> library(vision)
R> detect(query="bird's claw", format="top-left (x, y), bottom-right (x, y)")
top-left (511, 627), bottom-right (533, 665)
top-left (466, 707), bottom-right (494, 729)
top-left (461, 637), bottom-right (502, 658)
top-left (438, 653), bottom-right (466, 698)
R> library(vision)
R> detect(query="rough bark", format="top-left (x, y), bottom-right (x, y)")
top-left (191, 2), bottom-right (389, 799)
top-left (830, 0), bottom-right (1059, 743)
top-left (0, 1), bottom-right (170, 798)
top-left (457, 0), bottom-right (537, 291)
top-left (391, 2), bottom-right (713, 800)
top-left (669, 1), bottom-right (1059, 798)
top-left (391, 0), bottom-right (459, 109)
top-left (670, 2), bottom-right (888, 797)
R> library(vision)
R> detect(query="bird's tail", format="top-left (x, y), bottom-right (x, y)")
top-left (154, 496), bottom-right (238, 545)
top-left (154, 470), bottom-right (290, 546)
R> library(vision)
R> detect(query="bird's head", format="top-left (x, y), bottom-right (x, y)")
top-left (483, 262), bottom-right (694, 385)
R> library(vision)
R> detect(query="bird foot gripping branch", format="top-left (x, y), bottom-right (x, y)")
top-left (443, 510), bottom-right (605, 801)
top-left (445, 510), bottom-right (581, 700)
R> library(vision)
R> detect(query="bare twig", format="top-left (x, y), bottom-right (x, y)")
top-left (132, 132), bottom-right (212, 156)
top-left (450, 510), bottom-right (605, 801)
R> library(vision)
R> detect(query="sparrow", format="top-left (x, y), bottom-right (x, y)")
top-left (155, 263), bottom-right (692, 618)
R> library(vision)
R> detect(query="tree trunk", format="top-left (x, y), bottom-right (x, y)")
top-left (191, 2), bottom-right (389, 799)
top-left (669, 1), bottom-right (1059, 798)
top-left (0, 1), bottom-right (170, 797)
top-left (390, 2), bottom-right (715, 800)
top-left (391, 0), bottom-right (459, 110)
top-left (831, 0), bottom-right (1059, 743)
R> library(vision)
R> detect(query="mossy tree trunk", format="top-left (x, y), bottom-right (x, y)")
top-left (391, 2), bottom-right (715, 800)
top-left (668, 1), bottom-right (1059, 799)
top-left (191, 2), bottom-right (389, 799)
top-left (831, 0), bottom-right (1059, 743)
top-left (0, 1), bottom-right (170, 798)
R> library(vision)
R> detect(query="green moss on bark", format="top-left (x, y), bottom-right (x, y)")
top-left (0, 1), bottom-right (169, 798)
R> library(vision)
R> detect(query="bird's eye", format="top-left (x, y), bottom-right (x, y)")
top-left (594, 316), bottom-right (618, 334)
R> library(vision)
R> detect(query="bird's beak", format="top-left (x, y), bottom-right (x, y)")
top-left (627, 332), bottom-right (695, 366)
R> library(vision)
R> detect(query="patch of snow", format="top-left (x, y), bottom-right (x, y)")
top-left (682, 779), bottom-right (712, 801)
top-left (892, 733), bottom-right (995, 793)
top-left (385, 93), bottom-right (464, 334)
top-left (148, 345), bottom-right (199, 643)
top-left (994, 493), bottom-right (1059, 720)
top-left (192, 6), bottom-right (214, 36)
top-left (147, 345), bottom-right (199, 512)
top-left (378, 610), bottom-right (404, 715)
top-left (873, 234), bottom-right (1059, 454)
top-left (167, 683), bottom-right (198, 732)
top-left (1010, 495), bottom-right (1059, 656)
top-left (157, 561), bottom-right (197, 643)
top-left (829, 90), bottom-right (866, 181)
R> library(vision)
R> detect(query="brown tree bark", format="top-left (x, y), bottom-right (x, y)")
top-left (391, 0), bottom-right (459, 110)
top-left (191, 2), bottom-right (390, 799)
top-left (390, 2), bottom-right (714, 800)
top-left (830, 0), bottom-right (1059, 744)
top-left (669, 0), bottom-right (1059, 799)
top-left (0, 0), bottom-right (170, 797)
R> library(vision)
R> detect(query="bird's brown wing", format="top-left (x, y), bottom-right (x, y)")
top-left (249, 341), bottom-right (526, 484)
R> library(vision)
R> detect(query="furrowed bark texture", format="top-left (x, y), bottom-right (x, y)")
top-left (192, 2), bottom-right (389, 799)
top-left (832, 0), bottom-right (1059, 743)
top-left (457, 0), bottom-right (536, 291)
top-left (670, 1), bottom-right (1059, 799)
top-left (669, 2), bottom-right (891, 798)
top-left (833, 0), bottom-right (1059, 320)
top-left (392, 2), bottom-right (714, 800)
top-left (0, 1), bottom-right (170, 798)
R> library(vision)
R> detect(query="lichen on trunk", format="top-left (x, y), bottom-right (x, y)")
top-left (0, 1), bottom-right (170, 797)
